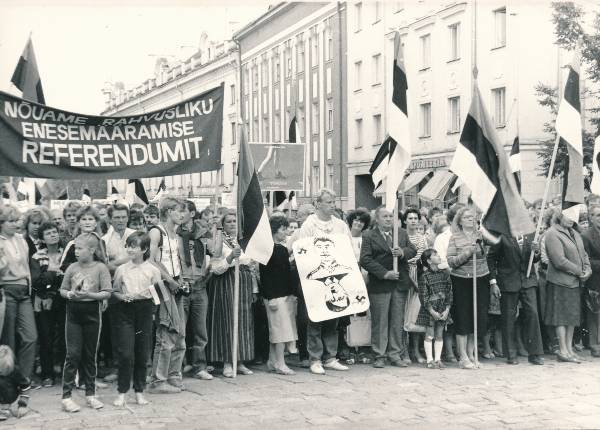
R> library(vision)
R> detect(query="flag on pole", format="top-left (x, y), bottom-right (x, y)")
top-left (126, 179), bottom-right (149, 206)
top-left (509, 136), bottom-right (522, 194)
top-left (369, 137), bottom-right (396, 193)
top-left (382, 31), bottom-right (411, 211)
top-left (237, 125), bottom-right (274, 265)
top-left (16, 178), bottom-right (30, 201)
top-left (287, 78), bottom-right (300, 143)
top-left (556, 48), bottom-right (584, 222)
top-left (591, 135), bottom-right (600, 196)
top-left (82, 188), bottom-right (92, 204)
top-left (449, 84), bottom-right (534, 237)
top-left (151, 178), bottom-right (167, 203)
top-left (11, 36), bottom-right (45, 104)
top-left (110, 185), bottom-right (120, 202)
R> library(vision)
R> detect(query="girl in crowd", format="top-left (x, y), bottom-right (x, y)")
top-left (544, 211), bottom-right (591, 363)
top-left (60, 206), bottom-right (107, 271)
top-left (417, 249), bottom-right (452, 369)
top-left (259, 216), bottom-right (297, 375)
top-left (22, 207), bottom-right (50, 258)
top-left (207, 210), bottom-right (255, 378)
top-left (404, 208), bottom-right (428, 364)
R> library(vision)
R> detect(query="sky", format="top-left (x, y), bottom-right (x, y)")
top-left (0, 0), bottom-right (268, 115)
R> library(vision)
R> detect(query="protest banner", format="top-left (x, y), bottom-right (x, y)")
top-left (292, 233), bottom-right (370, 322)
top-left (250, 142), bottom-right (304, 191)
top-left (0, 84), bottom-right (224, 179)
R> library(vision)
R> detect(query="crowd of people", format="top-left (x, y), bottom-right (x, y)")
top-left (0, 187), bottom-right (599, 419)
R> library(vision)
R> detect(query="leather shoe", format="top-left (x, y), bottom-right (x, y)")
top-left (528, 355), bottom-right (544, 365)
top-left (390, 359), bottom-right (408, 368)
top-left (506, 358), bottom-right (519, 365)
top-left (557, 353), bottom-right (579, 363)
top-left (373, 358), bottom-right (386, 368)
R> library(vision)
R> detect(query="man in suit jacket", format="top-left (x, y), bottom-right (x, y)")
top-left (582, 204), bottom-right (600, 358)
top-left (488, 233), bottom-right (544, 365)
top-left (360, 206), bottom-right (416, 368)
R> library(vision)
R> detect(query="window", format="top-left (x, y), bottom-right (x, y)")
top-left (273, 50), bottom-right (281, 83)
top-left (373, 1), bottom-right (381, 23)
top-left (326, 30), bottom-right (333, 61)
top-left (232, 162), bottom-right (237, 183)
top-left (286, 55), bottom-right (292, 78)
top-left (372, 54), bottom-right (381, 85)
top-left (263, 120), bottom-right (270, 142)
top-left (274, 114), bottom-right (281, 142)
top-left (311, 102), bottom-right (319, 134)
top-left (373, 114), bottom-right (382, 145)
top-left (420, 34), bottom-right (431, 69)
top-left (219, 164), bottom-right (224, 185)
top-left (494, 8), bottom-right (507, 48)
top-left (311, 31), bottom-right (319, 67)
top-left (231, 122), bottom-right (236, 145)
top-left (354, 2), bottom-right (362, 32)
top-left (448, 97), bottom-right (460, 133)
top-left (299, 109), bottom-right (306, 141)
top-left (261, 59), bottom-right (268, 85)
top-left (449, 23), bottom-right (460, 60)
top-left (355, 118), bottom-right (363, 148)
top-left (492, 87), bottom-right (506, 127)
top-left (327, 100), bottom-right (333, 132)
top-left (354, 61), bottom-right (362, 90)
top-left (230, 84), bottom-right (236, 105)
top-left (420, 103), bottom-right (432, 137)
top-left (252, 65), bottom-right (258, 91)
top-left (312, 166), bottom-right (320, 193)
top-left (243, 69), bottom-right (249, 95)
top-left (326, 164), bottom-right (334, 188)
top-left (297, 37), bottom-right (305, 73)
top-left (253, 118), bottom-right (259, 141)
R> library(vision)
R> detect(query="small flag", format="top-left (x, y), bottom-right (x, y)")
top-left (126, 179), bottom-right (149, 206)
top-left (509, 136), bottom-right (522, 194)
top-left (556, 47), bottom-right (584, 222)
top-left (16, 178), bottom-right (30, 201)
top-left (449, 83), bottom-right (533, 237)
top-left (237, 125), bottom-right (274, 265)
top-left (591, 135), bottom-right (600, 195)
top-left (152, 178), bottom-right (167, 202)
top-left (82, 188), bottom-right (92, 204)
top-left (11, 36), bottom-right (45, 104)
top-left (287, 78), bottom-right (300, 143)
top-left (383, 31), bottom-right (411, 211)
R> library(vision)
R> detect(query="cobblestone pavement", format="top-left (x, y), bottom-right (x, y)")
top-left (4, 352), bottom-right (600, 429)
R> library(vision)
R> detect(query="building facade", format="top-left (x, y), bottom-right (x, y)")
top-left (346, 0), bottom-right (563, 210)
top-left (234, 2), bottom-right (348, 205)
top-left (101, 33), bottom-right (239, 205)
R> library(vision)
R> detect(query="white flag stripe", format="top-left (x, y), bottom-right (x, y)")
top-left (555, 99), bottom-right (583, 155)
top-left (563, 203), bottom-right (584, 224)
top-left (509, 152), bottom-right (522, 174)
top-left (385, 105), bottom-right (411, 211)
top-left (591, 135), bottom-right (600, 195)
top-left (244, 208), bottom-right (273, 265)
top-left (450, 143), bottom-right (496, 213)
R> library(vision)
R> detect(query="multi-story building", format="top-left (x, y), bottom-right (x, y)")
top-left (233, 2), bottom-right (348, 205)
top-left (101, 33), bottom-right (239, 205)
top-left (346, 1), bottom-right (563, 210)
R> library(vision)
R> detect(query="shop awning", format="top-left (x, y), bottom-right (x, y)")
top-left (400, 170), bottom-right (431, 192)
top-left (418, 170), bottom-right (456, 201)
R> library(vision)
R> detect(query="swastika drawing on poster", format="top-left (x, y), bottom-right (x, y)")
top-left (293, 233), bottom-right (369, 322)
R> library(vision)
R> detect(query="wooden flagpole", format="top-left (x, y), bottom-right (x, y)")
top-left (472, 243), bottom-right (479, 367)
top-left (393, 192), bottom-right (399, 272)
top-left (232, 257), bottom-right (240, 378)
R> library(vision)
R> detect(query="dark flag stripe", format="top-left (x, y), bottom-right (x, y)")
top-left (11, 37), bottom-right (46, 104)
top-left (239, 173), bottom-right (264, 250)
top-left (392, 34), bottom-right (408, 116)
top-left (563, 68), bottom-right (580, 112)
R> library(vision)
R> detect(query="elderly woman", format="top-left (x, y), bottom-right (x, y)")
top-left (0, 205), bottom-right (37, 387)
top-left (447, 207), bottom-right (499, 369)
top-left (544, 211), bottom-right (591, 363)
top-left (207, 210), bottom-right (255, 377)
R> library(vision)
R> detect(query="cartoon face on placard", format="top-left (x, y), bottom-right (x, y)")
top-left (293, 234), bottom-right (369, 322)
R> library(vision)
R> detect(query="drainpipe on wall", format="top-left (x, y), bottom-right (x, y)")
top-left (337, 1), bottom-right (344, 208)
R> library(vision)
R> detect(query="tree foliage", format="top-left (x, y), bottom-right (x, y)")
top-left (536, 2), bottom-right (600, 177)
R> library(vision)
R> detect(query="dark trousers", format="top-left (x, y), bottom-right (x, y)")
top-left (253, 300), bottom-right (270, 362)
top-left (182, 285), bottom-right (209, 370)
top-left (62, 301), bottom-right (102, 398)
top-left (0, 285), bottom-right (38, 380)
top-left (35, 303), bottom-right (60, 379)
top-left (114, 299), bottom-right (153, 393)
top-left (53, 296), bottom-right (67, 368)
top-left (296, 290), bottom-right (309, 361)
top-left (501, 288), bottom-right (544, 359)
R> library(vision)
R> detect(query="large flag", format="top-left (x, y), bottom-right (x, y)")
top-left (151, 178), bottom-right (167, 203)
top-left (449, 84), bottom-right (534, 237)
top-left (556, 48), bottom-right (584, 222)
top-left (382, 31), bottom-right (411, 211)
top-left (126, 179), bottom-right (149, 206)
top-left (237, 125), bottom-right (273, 265)
top-left (11, 36), bottom-right (45, 104)
top-left (369, 137), bottom-right (396, 193)
top-left (591, 135), bottom-right (600, 195)
top-left (509, 136), bottom-right (522, 194)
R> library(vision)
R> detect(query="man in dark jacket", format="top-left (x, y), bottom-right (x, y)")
top-left (487, 233), bottom-right (544, 365)
top-left (360, 206), bottom-right (416, 368)
top-left (581, 204), bottom-right (600, 357)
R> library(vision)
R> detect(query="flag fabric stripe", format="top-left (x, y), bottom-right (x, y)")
top-left (237, 125), bottom-right (274, 265)
top-left (556, 48), bottom-right (584, 221)
top-left (369, 138), bottom-right (395, 190)
top-left (11, 37), bottom-right (46, 104)
top-left (509, 136), bottom-right (522, 193)
top-left (392, 34), bottom-right (408, 116)
top-left (126, 179), bottom-right (149, 206)
top-left (450, 84), bottom-right (533, 237)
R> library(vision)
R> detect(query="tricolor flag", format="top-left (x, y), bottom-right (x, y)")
top-left (556, 48), bottom-right (584, 222)
top-left (267, 191), bottom-right (288, 210)
top-left (82, 188), bottom-right (92, 204)
top-left (151, 178), bottom-right (167, 202)
top-left (11, 36), bottom-right (45, 104)
top-left (126, 179), bottom-right (149, 206)
top-left (381, 31), bottom-right (411, 211)
top-left (237, 125), bottom-right (274, 265)
top-left (449, 84), bottom-right (534, 237)
top-left (509, 136), bottom-right (522, 194)
top-left (369, 137), bottom-right (396, 193)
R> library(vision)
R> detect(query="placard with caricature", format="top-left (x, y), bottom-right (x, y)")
top-left (293, 233), bottom-right (369, 322)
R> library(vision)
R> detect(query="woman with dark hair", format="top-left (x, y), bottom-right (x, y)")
top-left (347, 209), bottom-right (372, 262)
top-left (207, 210), bottom-right (256, 377)
top-left (22, 207), bottom-right (50, 258)
top-left (544, 210), bottom-right (591, 363)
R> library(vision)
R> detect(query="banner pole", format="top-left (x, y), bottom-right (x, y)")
top-left (393, 192), bottom-right (399, 272)
top-left (526, 133), bottom-right (560, 277)
top-left (472, 248), bottom-right (478, 367)
top-left (232, 258), bottom-right (240, 378)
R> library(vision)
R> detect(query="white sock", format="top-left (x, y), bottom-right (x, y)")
top-left (424, 339), bottom-right (433, 362)
top-left (434, 340), bottom-right (444, 362)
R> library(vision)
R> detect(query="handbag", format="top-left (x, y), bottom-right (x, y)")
top-left (346, 312), bottom-right (371, 347)
top-left (404, 288), bottom-right (426, 333)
